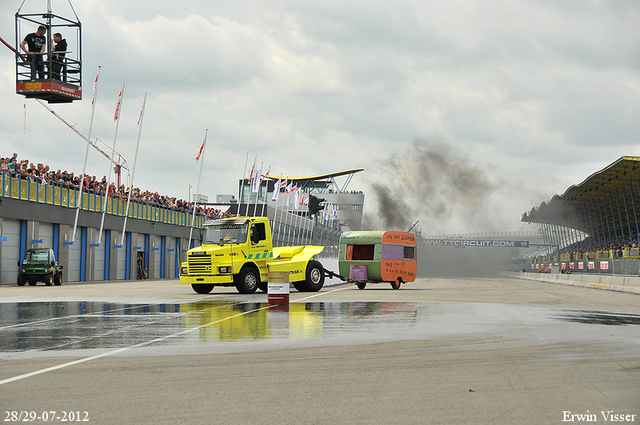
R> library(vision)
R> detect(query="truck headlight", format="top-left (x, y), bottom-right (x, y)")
top-left (219, 266), bottom-right (232, 273)
top-left (180, 267), bottom-right (188, 275)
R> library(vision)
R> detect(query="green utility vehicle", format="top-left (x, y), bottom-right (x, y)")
top-left (18, 248), bottom-right (63, 286)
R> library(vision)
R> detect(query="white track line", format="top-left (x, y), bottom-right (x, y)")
top-left (294, 285), bottom-right (353, 302)
top-left (0, 287), bottom-right (352, 386)
top-left (0, 304), bottom-right (265, 386)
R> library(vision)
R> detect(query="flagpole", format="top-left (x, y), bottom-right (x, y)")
top-left (272, 174), bottom-right (282, 246)
top-left (247, 157), bottom-right (256, 216)
top-left (253, 162), bottom-right (263, 216)
top-left (306, 203), bottom-right (312, 245)
top-left (73, 66), bottom-right (100, 243)
top-left (238, 152), bottom-right (248, 217)
top-left (120, 93), bottom-right (146, 247)
top-left (188, 129), bottom-right (207, 249)
top-left (262, 166), bottom-right (269, 219)
top-left (287, 189), bottom-right (293, 245)
top-left (99, 82), bottom-right (125, 245)
top-left (286, 190), bottom-right (293, 245)
top-left (296, 191), bottom-right (302, 245)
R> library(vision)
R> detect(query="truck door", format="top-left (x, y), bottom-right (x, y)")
top-left (250, 222), bottom-right (270, 281)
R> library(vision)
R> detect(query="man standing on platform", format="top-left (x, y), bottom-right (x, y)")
top-left (51, 32), bottom-right (67, 80)
top-left (20, 25), bottom-right (47, 79)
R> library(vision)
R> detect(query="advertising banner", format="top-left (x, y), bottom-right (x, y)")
top-left (423, 239), bottom-right (530, 248)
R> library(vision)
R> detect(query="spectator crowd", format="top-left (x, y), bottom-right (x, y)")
top-left (561, 232), bottom-right (640, 258)
top-left (1, 153), bottom-right (232, 220)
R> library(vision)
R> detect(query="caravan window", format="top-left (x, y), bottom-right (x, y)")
top-left (346, 244), bottom-right (375, 261)
top-left (404, 246), bottom-right (415, 260)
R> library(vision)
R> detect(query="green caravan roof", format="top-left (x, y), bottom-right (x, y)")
top-left (340, 231), bottom-right (417, 246)
top-left (340, 231), bottom-right (386, 244)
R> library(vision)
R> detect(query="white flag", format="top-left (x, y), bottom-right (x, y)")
top-left (251, 165), bottom-right (262, 193)
top-left (271, 177), bottom-right (281, 201)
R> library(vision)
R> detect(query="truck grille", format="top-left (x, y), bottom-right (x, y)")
top-left (188, 254), bottom-right (212, 274)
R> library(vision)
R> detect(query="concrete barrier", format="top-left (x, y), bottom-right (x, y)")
top-left (506, 272), bottom-right (640, 295)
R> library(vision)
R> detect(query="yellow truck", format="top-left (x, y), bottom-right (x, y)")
top-left (179, 216), bottom-right (326, 294)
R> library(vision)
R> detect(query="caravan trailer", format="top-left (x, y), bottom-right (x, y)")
top-left (338, 231), bottom-right (417, 289)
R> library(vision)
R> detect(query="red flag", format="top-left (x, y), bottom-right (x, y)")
top-left (137, 96), bottom-right (146, 125)
top-left (91, 70), bottom-right (100, 106)
top-left (248, 161), bottom-right (255, 183)
top-left (195, 138), bottom-right (206, 161)
top-left (114, 88), bottom-right (123, 121)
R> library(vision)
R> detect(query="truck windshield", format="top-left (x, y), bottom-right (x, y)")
top-left (23, 251), bottom-right (49, 264)
top-left (204, 224), bottom-right (248, 245)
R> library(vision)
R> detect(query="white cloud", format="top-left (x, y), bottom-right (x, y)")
top-left (1, 0), bottom-right (639, 233)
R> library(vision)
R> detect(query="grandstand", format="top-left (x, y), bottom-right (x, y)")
top-left (522, 156), bottom-right (640, 275)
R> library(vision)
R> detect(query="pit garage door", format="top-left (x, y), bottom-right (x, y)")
top-left (1, 219), bottom-right (20, 284)
top-left (67, 231), bottom-right (82, 282)
top-left (38, 223), bottom-right (54, 249)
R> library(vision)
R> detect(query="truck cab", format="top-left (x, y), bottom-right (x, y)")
top-left (18, 248), bottom-right (63, 286)
top-left (180, 217), bottom-right (325, 294)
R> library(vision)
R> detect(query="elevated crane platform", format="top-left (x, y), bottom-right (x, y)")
top-left (12, 0), bottom-right (82, 103)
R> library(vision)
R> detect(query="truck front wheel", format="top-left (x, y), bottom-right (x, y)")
top-left (235, 268), bottom-right (259, 294)
top-left (304, 260), bottom-right (325, 292)
top-left (17, 275), bottom-right (26, 286)
top-left (192, 284), bottom-right (214, 294)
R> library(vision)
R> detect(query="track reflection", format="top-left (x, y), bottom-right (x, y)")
top-left (0, 301), bottom-right (419, 352)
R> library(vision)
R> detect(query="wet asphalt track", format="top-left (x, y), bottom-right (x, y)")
top-left (0, 276), bottom-right (638, 424)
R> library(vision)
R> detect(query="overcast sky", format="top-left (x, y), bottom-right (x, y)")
top-left (1, 0), bottom-right (639, 234)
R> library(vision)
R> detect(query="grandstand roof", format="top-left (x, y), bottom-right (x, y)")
top-left (264, 169), bottom-right (364, 182)
top-left (262, 168), bottom-right (365, 194)
top-left (522, 156), bottom-right (640, 226)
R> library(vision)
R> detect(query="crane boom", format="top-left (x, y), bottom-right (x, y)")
top-left (36, 99), bottom-right (130, 174)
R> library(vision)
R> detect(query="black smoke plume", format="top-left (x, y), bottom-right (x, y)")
top-left (364, 136), bottom-right (494, 232)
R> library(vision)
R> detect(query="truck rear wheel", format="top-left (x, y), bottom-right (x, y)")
top-left (292, 282), bottom-right (307, 292)
top-left (54, 273), bottom-right (62, 286)
top-left (235, 268), bottom-right (259, 294)
top-left (304, 260), bottom-right (325, 292)
top-left (192, 284), bottom-right (214, 294)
